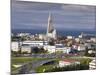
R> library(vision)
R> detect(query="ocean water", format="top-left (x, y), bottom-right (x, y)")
top-left (12, 29), bottom-right (96, 37)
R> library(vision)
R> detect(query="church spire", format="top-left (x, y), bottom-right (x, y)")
top-left (46, 13), bottom-right (57, 40)
top-left (47, 13), bottom-right (54, 33)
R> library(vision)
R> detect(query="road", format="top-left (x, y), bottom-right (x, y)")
top-left (12, 59), bottom-right (56, 74)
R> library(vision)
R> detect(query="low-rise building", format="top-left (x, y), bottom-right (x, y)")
top-left (17, 33), bottom-right (30, 37)
top-left (78, 44), bottom-right (86, 51)
top-left (75, 38), bottom-right (80, 42)
top-left (11, 42), bottom-right (19, 51)
top-left (21, 45), bottom-right (32, 53)
top-left (55, 44), bottom-right (71, 54)
top-left (88, 50), bottom-right (96, 54)
top-left (90, 38), bottom-right (96, 43)
top-left (22, 41), bottom-right (48, 47)
top-left (44, 45), bottom-right (56, 53)
top-left (44, 44), bottom-right (71, 54)
top-left (59, 59), bottom-right (80, 67)
top-left (67, 36), bottom-right (73, 39)
top-left (39, 34), bottom-right (47, 40)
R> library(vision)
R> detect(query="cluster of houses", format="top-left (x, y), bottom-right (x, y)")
top-left (11, 34), bottom-right (96, 54)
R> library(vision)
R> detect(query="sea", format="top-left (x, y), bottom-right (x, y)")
top-left (12, 29), bottom-right (96, 37)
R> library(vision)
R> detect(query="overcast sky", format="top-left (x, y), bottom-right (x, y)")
top-left (11, 0), bottom-right (96, 30)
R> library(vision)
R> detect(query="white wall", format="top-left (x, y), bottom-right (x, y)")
top-left (11, 42), bottom-right (19, 51)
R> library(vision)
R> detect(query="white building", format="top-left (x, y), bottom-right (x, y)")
top-left (88, 50), bottom-right (96, 54)
top-left (55, 44), bottom-right (71, 54)
top-left (75, 38), bottom-right (80, 42)
top-left (11, 42), bottom-right (19, 51)
top-left (59, 59), bottom-right (80, 67)
top-left (22, 41), bottom-right (48, 47)
top-left (44, 44), bottom-right (71, 54)
top-left (67, 36), bottom-right (73, 39)
top-left (78, 44), bottom-right (86, 51)
top-left (17, 33), bottom-right (30, 37)
top-left (85, 43), bottom-right (92, 49)
top-left (44, 45), bottom-right (56, 53)
top-left (39, 34), bottom-right (47, 40)
top-left (21, 45), bottom-right (32, 53)
top-left (66, 47), bottom-right (71, 54)
top-left (90, 38), bottom-right (96, 43)
top-left (89, 59), bottom-right (96, 70)
top-left (72, 45), bottom-right (78, 50)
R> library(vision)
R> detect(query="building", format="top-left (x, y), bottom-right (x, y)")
top-left (44, 45), bottom-right (56, 53)
top-left (78, 44), bottom-right (86, 51)
top-left (22, 41), bottom-right (48, 47)
top-left (67, 36), bottom-right (73, 39)
top-left (46, 13), bottom-right (56, 40)
top-left (90, 38), bottom-right (96, 43)
top-left (11, 42), bottom-right (19, 51)
top-left (55, 44), bottom-right (71, 54)
top-left (75, 38), bottom-right (80, 42)
top-left (38, 34), bottom-right (47, 40)
top-left (21, 45), bottom-right (32, 53)
top-left (59, 59), bottom-right (80, 67)
top-left (44, 44), bottom-right (71, 54)
top-left (89, 59), bottom-right (96, 70)
top-left (17, 33), bottom-right (30, 37)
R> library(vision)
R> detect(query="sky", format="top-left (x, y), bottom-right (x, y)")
top-left (11, 0), bottom-right (96, 31)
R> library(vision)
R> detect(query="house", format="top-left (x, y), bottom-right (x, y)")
top-left (59, 59), bottom-right (80, 67)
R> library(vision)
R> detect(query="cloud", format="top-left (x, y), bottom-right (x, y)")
top-left (11, 0), bottom-right (96, 30)
top-left (61, 4), bottom-right (95, 12)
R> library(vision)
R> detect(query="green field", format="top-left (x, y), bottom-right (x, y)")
top-left (11, 57), bottom-right (50, 71)
top-left (11, 57), bottom-right (48, 64)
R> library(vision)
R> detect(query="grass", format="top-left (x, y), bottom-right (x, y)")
top-left (11, 57), bottom-right (48, 64)
top-left (35, 64), bottom-right (56, 73)
top-left (35, 59), bottom-right (60, 73)
top-left (35, 57), bottom-right (91, 73)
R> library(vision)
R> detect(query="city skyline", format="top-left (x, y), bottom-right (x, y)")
top-left (11, 0), bottom-right (96, 30)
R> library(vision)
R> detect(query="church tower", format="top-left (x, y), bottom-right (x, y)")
top-left (46, 13), bottom-right (56, 40)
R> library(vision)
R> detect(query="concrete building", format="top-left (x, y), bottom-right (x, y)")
top-left (59, 59), bottom-right (80, 67)
top-left (38, 34), bottom-right (47, 40)
top-left (67, 36), bottom-right (73, 39)
top-left (44, 44), bottom-right (71, 54)
top-left (21, 45), bottom-right (32, 53)
top-left (44, 45), bottom-right (56, 53)
top-left (55, 44), bottom-right (71, 54)
top-left (11, 42), bottom-right (19, 51)
top-left (90, 38), bottom-right (96, 43)
top-left (78, 44), bottom-right (86, 51)
top-left (22, 41), bottom-right (48, 47)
